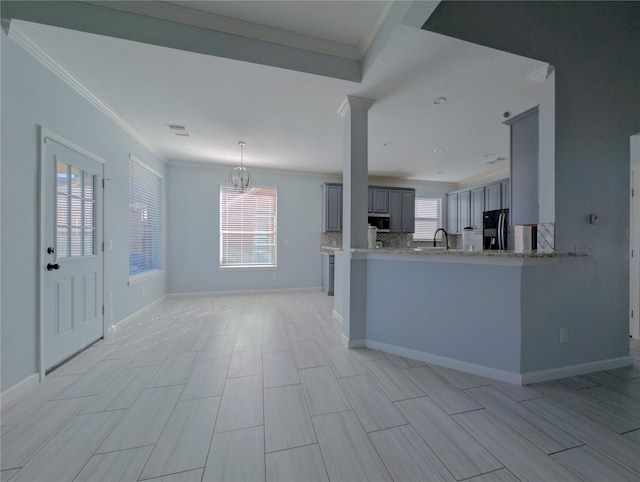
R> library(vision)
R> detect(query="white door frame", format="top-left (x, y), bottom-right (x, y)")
top-left (631, 163), bottom-right (640, 340)
top-left (38, 127), bottom-right (107, 380)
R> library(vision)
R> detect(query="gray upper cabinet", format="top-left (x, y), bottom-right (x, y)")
top-left (458, 190), bottom-right (470, 231)
top-left (470, 187), bottom-right (484, 231)
top-left (388, 189), bottom-right (402, 232)
top-left (485, 182), bottom-right (502, 212)
top-left (325, 183), bottom-right (414, 233)
top-left (507, 107), bottom-right (539, 225)
top-left (371, 187), bottom-right (389, 213)
top-left (323, 183), bottom-right (342, 232)
top-left (388, 188), bottom-right (415, 233)
top-left (402, 190), bottom-right (415, 233)
top-left (447, 193), bottom-right (459, 234)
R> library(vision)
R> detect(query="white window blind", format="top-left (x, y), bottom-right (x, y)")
top-left (413, 197), bottom-right (442, 241)
top-left (129, 158), bottom-right (162, 276)
top-left (220, 186), bottom-right (277, 268)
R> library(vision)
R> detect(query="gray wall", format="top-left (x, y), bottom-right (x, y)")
top-left (425, 1), bottom-right (639, 372)
top-left (1, 32), bottom-right (167, 391)
top-left (167, 164), bottom-right (324, 293)
top-left (365, 258), bottom-right (522, 372)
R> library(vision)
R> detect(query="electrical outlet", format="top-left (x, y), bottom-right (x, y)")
top-left (141, 286), bottom-right (145, 297)
top-left (284, 240), bottom-right (289, 247)
top-left (272, 273), bottom-right (278, 281)
top-left (108, 240), bottom-right (113, 251)
top-left (560, 327), bottom-right (569, 343)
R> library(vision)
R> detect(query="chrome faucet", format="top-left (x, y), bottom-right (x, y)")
top-left (433, 228), bottom-right (449, 249)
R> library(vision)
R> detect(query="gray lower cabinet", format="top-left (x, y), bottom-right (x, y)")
top-left (323, 183), bottom-right (342, 232)
top-left (447, 193), bottom-right (459, 234)
top-left (321, 254), bottom-right (335, 296)
top-left (470, 187), bottom-right (484, 230)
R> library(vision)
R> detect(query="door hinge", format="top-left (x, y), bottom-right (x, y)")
top-left (102, 305), bottom-right (105, 315)
top-left (102, 179), bottom-right (105, 189)
top-left (632, 309), bottom-right (634, 318)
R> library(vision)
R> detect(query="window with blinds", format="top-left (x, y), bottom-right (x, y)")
top-left (220, 186), bottom-right (277, 268)
top-left (129, 157), bottom-right (162, 276)
top-left (413, 197), bottom-right (442, 241)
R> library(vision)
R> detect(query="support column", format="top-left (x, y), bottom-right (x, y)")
top-left (338, 95), bottom-right (375, 347)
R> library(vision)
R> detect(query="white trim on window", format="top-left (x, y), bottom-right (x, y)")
top-left (129, 156), bottom-right (163, 279)
top-left (413, 196), bottom-right (442, 241)
top-left (220, 185), bottom-right (277, 269)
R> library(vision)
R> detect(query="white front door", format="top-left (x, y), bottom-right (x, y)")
top-left (44, 139), bottom-right (104, 370)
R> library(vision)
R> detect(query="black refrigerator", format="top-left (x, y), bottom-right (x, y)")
top-left (483, 209), bottom-right (509, 250)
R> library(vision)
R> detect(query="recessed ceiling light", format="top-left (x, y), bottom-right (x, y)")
top-left (436, 171), bottom-right (444, 175)
top-left (433, 97), bottom-right (447, 105)
top-left (383, 141), bottom-right (392, 147)
top-left (433, 147), bottom-right (444, 153)
top-left (484, 153), bottom-right (495, 159)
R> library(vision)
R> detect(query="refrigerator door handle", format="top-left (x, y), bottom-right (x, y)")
top-left (498, 213), bottom-right (504, 250)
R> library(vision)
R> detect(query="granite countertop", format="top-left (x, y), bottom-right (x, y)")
top-left (350, 247), bottom-right (588, 258)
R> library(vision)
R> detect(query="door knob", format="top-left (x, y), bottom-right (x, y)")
top-left (47, 263), bottom-right (60, 271)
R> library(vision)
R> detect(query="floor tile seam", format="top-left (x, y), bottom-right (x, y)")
top-left (88, 442), bottom-right (156, 457)
top-left (456, 466), bottom-right (513, 481)
top-left (363, 422), bottom-right (411, 435)
top-left (296, 372), bottom-right (336, 482)
top-left (1, 394), bottom-right (102, 466)
top-left (450, 406), bottom-right (573, 474)
top-left (467, 400), bottom-right (587, 455)
top-left (212, 422), bottom-right (264, 436)
top-left (546, 442), bottom-right (587, 456)
top-left (51, 408), bottom-right (128, 480)
top-left (195, 383), bottom-right (224, 481)
top-left (138, 465), bottom-right (205, 482)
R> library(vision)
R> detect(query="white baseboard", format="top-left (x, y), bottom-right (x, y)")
top-left (520, 356), bottom-right (633, 384)
top-left (1, 373), bottom-right (40, 410)
top-left (365, 340), bottom-right (523, 384)
top-left (332, 310), bottom-right (343, 325)
top-left (341, 333), bottom-right (365, 348)
top-left (168, 287), bottom-right (320, 298)
top-left (365, 340), bottom-right (634, 385)
top-left (106, 295), bottom-right (167, 337)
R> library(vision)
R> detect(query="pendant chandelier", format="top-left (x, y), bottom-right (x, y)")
top-left (229, 141), bottom-right (252, 192)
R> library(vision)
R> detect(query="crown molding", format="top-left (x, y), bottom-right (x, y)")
top-left (456, 167), bottom-right (510, 190)
top-left (337, 95), bottom-right (376, 116)
top-left (356, 1), bottom-right (394, 58)
top-left (9, 23), bottom-right (166, 162)
top-left (85, 1), bottom-right (361, 61)
top-left (526, 63), bottom-right (553, 83)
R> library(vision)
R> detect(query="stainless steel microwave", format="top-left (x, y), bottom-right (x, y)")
top-left (368, 213), bottom-right (390, 232)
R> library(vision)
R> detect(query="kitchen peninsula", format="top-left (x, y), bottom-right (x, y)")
top-left (332, 248), bottom-right (628, 385)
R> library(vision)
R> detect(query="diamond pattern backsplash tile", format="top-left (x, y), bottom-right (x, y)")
top-left (537, 223), bottom-right (555, 253)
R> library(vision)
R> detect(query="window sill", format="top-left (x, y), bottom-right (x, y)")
top-left (219, 265), bottom-right (278, 271)
top-left (128, 269), bottom-right (163, 285)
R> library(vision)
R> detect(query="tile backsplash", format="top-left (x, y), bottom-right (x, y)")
top-left (537, 222), bottom-right (555, 253)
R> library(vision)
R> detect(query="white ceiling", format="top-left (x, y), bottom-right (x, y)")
top-left (9, 2), bottom-right (548, 183)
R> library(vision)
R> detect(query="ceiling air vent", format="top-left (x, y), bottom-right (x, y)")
top-left (167, 124), bottom-right (190, 137)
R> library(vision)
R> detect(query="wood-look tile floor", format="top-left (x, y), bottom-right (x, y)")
top-left (2, 290), bottom-right (640, 481)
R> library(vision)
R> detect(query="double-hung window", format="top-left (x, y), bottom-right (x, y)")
top-left (413, 196), bottom-right (442, 241)
top-left (220, 186), bottom-right (277, 268)
top-left (129, 156), bottom-right (162, 277)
